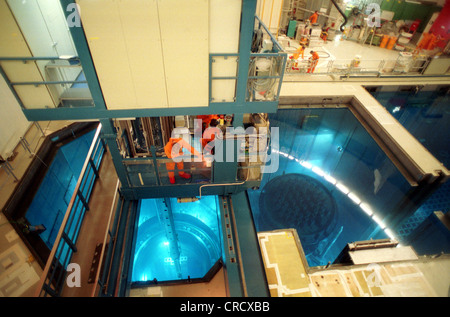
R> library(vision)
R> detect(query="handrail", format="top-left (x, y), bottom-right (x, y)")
top-left (91, 179), bottom-right (120, 297)
top-left (285, 56), bottom-right (432, 77)
top-left (254, 15), bottom-right (284, 52)
top-left (0, 56), bottom-right (80, 61)
top-left (34, 123), bottom-right (104, 297)
top-left (11, 80), bottom-right (88, 86)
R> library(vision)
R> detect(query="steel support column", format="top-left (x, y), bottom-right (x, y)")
top-left (59, 0), bottom-right (107, 111)
top-left (99, 118), bottom-right (134, 199)
top-left (229, 191), bottom-right (269, 297)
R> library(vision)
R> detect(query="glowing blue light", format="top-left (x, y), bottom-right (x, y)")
top-left (359, 203), bottom-right (373, 216)
top-left (348, 192), bottom-right (361, 205)
top-left (281, 151), bottom-right (398, 241)
top-left (336, 183), bottom-right (349, 194)
top-left (312, 166), bottom-right (325, 177)
top-left (300, 160), bottom-right (312, 169)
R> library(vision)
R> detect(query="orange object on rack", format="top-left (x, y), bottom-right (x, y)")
top-left (379, 35), bottom-right (389, 48)
top-left (386, 36), bottom-right (397, 50)
top-left (426, 33), bottom-right (438, 50)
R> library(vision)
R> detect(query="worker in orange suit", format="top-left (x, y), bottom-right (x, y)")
top-left (289, 44), bottom-right (305, 70)
top-left (309, 11), bottom-right (319, 24)
top-left (293, 44), bottom-right (305, 60)
top-left (197, 114), bottom-right (219, 134)
top-left (425, 33), bottom-right (439, 50)
top-left (200, 119), bottom-right (222, 155)
top-left (414, 32), bottom-right (431, 55)
top-left (307, 50), bottom-right (319, 73)
top-left (164, 137), bottom-right (202, 184)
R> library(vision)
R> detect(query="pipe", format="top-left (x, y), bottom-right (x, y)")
top-left (330, 0), bottom-right (347, 32)
top-left (199, 182), bottom-right (245, 199)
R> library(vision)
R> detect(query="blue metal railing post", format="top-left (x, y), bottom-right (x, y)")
top-left (118, 201), bottom-right (139, 296)
top-left (105, 199), bottom-right (130, 296)
top-left (98, 195), bottom-right (124, 296)
top-left (99, 119), bottom-right (133, 198)
top-left (235, 0), bottom-right (258, 108)
top-left (59, 0), bottom-right (108, 111)
top-left (35, 123), bottom-right (104, 296)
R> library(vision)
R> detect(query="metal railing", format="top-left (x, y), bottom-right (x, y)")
top-left (0, 56), bottom-right (93, 109)
top-left (120, 130), bottom-right (269, 187)
top-left (284, 55), bottom-right (432, 78)
top-left (123, 151), bottom-right (213, 187)
top-left (248, 16), bottom-right (287, 102)
top-left (34, 123), bottom-right (105, 297)
top-left (90, 179), bottom-right (120, 296)
top-left (209, 15), bottom-right (287, 104)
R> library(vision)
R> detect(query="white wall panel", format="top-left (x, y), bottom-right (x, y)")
top-left (78, 0), bottom-right (242, 109)
top-left (79, 0), bottom-right (210, 109)
top-left (210, 0), bottom-right (241, 103)
top-left (258, 0), bottom-right (283, 34)
top-left (0, 76), bottom-right (30, 159)
top-left (7, 0), bottom-right (79, 106)
top-left (0, 0), bottom-right (55, 108)
top-left (118, 0), bottom-right (168, 108)
top-left (157, 0), bottom-right (209, 108)
top-left (210, 0), bottom-right (241, 53)
top-left (77, 0), bottom-right (138, 109)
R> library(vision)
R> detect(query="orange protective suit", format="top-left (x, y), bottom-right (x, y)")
top-left (197, 115), bottom-right (219, 133)
top-left (200, 126), bottom-right (222, 155)
top-left (293, 45), bottom-right (305, 60)
top-left (309, 12), bottom-right (319, 24)
top-left (307, 51), bottom-right (319, 73)
top-left (164, 138), bottom-right (201, 184)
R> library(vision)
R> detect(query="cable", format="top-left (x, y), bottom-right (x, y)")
top-left (330, 0), bottom-right (348, 32)
top-left (247, 57), bottom-right (278, 99)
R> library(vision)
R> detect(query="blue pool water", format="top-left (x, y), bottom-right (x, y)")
top-left (132, 195), bottom-right (221, 283)
top-left (248, 108), bottom-right (416, 267)
top-left (368, 86), bottom-right (450, 243)
top-left (25, 129), bottom-right (96, 249)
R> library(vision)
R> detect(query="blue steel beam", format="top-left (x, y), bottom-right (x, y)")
top-left (127, 181), bottom-right (260, 200)
top-left (105, 199), bottom-right (130, 296)
top-left (59, 0), bottom-right (107, 111)
top-left (98, 194), bottom-right (124, 295)
top-left (118, 200), bottom-right (139, 297)
top-left (21, 0), bottom-right (282, 122)
top-left (218, 196), bottom-right (244, 297)
top-left (99, 119), bottom-right (134, 199)
top-left (229, 191), bottom-right (269, 297)
top-left (236, 0), bottom-right (258, 108)
top-left (22, 101), bottom-right (279, 122)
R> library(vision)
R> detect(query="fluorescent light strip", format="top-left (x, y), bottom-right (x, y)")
top-left (359, 203), bottom-right (373, 216)
top-left (372, 215), bottom-right (386, 229)
top-left (348, 192), bottom-right (361, 205)
top-left (324, 174), bottom-right (337, 184)
top-left (312, 166), bottom-right (325, 177)
top-left (336, 183), bottom-right (349, 194)
top-left (300, 160), bottom-right (312, 169)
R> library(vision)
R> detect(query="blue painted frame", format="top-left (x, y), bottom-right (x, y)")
top-left (6, 0), bottom-right (284, 122)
